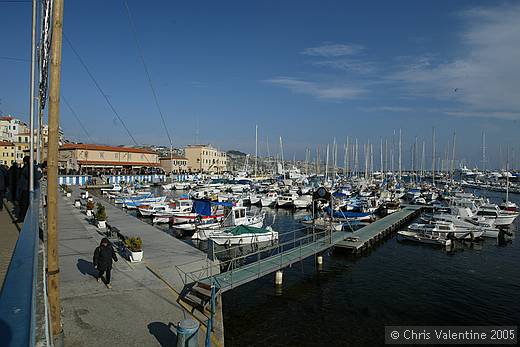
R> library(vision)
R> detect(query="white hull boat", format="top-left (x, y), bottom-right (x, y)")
top-left (398, 230), bottom-right (452, 246)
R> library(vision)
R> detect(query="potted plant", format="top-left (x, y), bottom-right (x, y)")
top-left (95, 203), bottom-right (107, 228)
top-left (86, 200), bottom-right (95, 217)
top-left (65, 185), bottom-right (72, 197)
top-left (124, 236), bottom-right (143, 262)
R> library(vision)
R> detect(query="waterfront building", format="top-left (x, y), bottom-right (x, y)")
top-left (0, 140), bottom-right (15, 165)
top-left (0, 115), bottom-right (29, 142)
top-left (159, 155), bottom-right (188, 174)
top-left (184, 144), bottom-right (228, 173)
top-left (58, 143), bottom-right (160, 172)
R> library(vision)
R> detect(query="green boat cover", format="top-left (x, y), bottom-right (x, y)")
top-left (227, 225), bottom-right (270, 235)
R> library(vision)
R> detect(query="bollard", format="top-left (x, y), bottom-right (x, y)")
top-left (176, 319), bottom-right (199, 347)
top-left (275, 270), bottom-right (283, 286)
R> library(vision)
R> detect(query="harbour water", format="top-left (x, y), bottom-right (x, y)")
top-left (128, 187), bottom-right (519, 346)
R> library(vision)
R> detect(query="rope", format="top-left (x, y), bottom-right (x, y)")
top-left (122, 0), bottom-right (174, 148)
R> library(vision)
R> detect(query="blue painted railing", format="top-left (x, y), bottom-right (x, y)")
top-left (0, 190), bottom-right (42, 346)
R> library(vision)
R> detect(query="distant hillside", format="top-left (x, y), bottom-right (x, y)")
top-left (227, 150), bottom-right (247, 157)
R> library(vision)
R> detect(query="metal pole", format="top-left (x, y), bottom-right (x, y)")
top-left (47, 0), bottom-right (64, 337)
top-left (29, 0), bottom-right (37, 192)
top-left (254, 124), bottom-right (258, 177)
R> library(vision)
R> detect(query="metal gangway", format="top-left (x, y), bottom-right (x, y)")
top-left (176, 227), bottom-right (349, 294)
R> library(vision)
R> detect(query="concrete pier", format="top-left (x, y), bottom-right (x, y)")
top-left (58, 189), bottom-right (224, 346)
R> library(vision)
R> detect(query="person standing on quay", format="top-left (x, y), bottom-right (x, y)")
top-left (93, 238), bottom-right (118, 289)
top-left (0, 164), bottom-right (8, 211)
top-left (8, 162), bottom-right (18, 202)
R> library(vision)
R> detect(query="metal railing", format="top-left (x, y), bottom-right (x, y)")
top-left (0, 190), bottom-right (46, 346)
top-left (175, 226), bottom-right (337, 289)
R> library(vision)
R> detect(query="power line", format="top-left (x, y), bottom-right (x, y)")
top-left (122, 0), bottom-right (173, 148)
top-left (62, 96), bottom-right (93, 143)
top-left (64, 34), bottom-right (139, 146)
top-left (0, 56), bottom-right (29, 62)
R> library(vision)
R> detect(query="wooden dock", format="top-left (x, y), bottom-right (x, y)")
top-left (334, 206), bottom-right (423, 253)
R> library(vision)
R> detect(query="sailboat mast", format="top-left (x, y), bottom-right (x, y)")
top-left (279, 136), bottom-right (284, 177)
top-left (482, 131), bottom-right (486, 172)
top-left (398, 129), bottom-right (402, 180)
top-left (254, 125), bottom-right (258, 176)
top-left (345, 136), bottom-right (349, 177)
top-left (432, 127), bottom-right (436, 186)
top-left (506, 145), bottom-right (510, 203)
top-left (421, 141), bottom-right (425, 180)
top-left (325, 143), bottom-right (330, 181)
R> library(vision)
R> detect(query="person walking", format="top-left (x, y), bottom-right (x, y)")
top-left (8, 162), bottom-right (18, 202)
top-left (93, 238), bottom-right (118, 289)
top-left (0, 164), bottom-right (8, 211)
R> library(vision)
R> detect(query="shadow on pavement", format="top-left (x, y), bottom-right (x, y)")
top-left (148, 322), bottom-right (177, 346)
top-left (76, 259), bottom-right (98, 278)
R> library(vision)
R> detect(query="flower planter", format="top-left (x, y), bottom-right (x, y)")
top-left (127, 249), bottom-right (143, 262)
top-left (86, 210), bottom-right (93, 217)
top-left (87, 197), bottom-right (94, 202)
top-left (97, 220), bottom-right (106, 229)
top-left (66, 192), bottom-right (71, 198)
top-left (74, 199), bottom-right (81, 208)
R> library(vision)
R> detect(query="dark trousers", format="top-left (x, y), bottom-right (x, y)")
top-left (0, 190), bottom-right (5, 210)
top-left (98, 267), bottom-right (112, 284)
top-left (18, 190), bottom-right (29, 221)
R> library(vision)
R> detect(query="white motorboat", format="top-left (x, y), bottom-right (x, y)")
top-left (174, 182), bottom-right (192, 190)
top-left (276, 193), bottom-right (298, 208)
top-left (162, 183), bottom-right (175, 190)
top-left (260, 191), bottom-right (278, 207)
top-left (192, 206), bottom-right (266, 240)
top-left (397, 230), bottom-right (452, 246)
top-left (138, 202), bottom-right (174, 216)
top-left (293, 195), bottom-right (312, 209)
top-left (422, 213), bottom-right (500, 238)
top-left (249, 194), bottom-right (262, 205)
top-left (208, 225), bottom-right (279, 245)
top-left (408, 221), bottom-right (484, 240)
top-left (123, 196), bottom-right (167, 209)
top-left (475, 204), bottom-right (518, 226)
top-left (101, 184), bottom-right (122, 193)
top-left (151, 199), bottom-right (194, 223)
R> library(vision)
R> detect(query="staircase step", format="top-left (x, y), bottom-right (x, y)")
top-left (196, 282), bottom-right (212, 291)
top-left (191, 285), bottom-right (212, 298)
top-left (181, 293), bottom-right (205, 309)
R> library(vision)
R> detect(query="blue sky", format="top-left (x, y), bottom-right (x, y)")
top-left (1, 0), bottom-right (520, 169)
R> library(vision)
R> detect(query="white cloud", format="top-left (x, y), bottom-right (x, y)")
top-left (266, 77), bottom-right (366, 101)
top-left (302, 43), bottom-right (364, 57)
top-left (389, 4), bottom-right (520, 119)
top-left (360, 106), bottom-right (415, 113)
top-left (313, 59), bottom-right (378, 74)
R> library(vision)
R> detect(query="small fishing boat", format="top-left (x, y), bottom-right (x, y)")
top-left (397, 230), bottom-right (452, 246)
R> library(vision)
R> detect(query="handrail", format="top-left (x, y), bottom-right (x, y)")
top-left (0, 190), bottom-right (42, 346)
top-left (176, 228), bottom-right (336, 285)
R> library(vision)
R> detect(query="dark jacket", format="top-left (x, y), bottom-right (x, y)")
top-left (93, 243), bottom-right (118, 270)
top-left (0, 165), bottom-right (8, 191)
